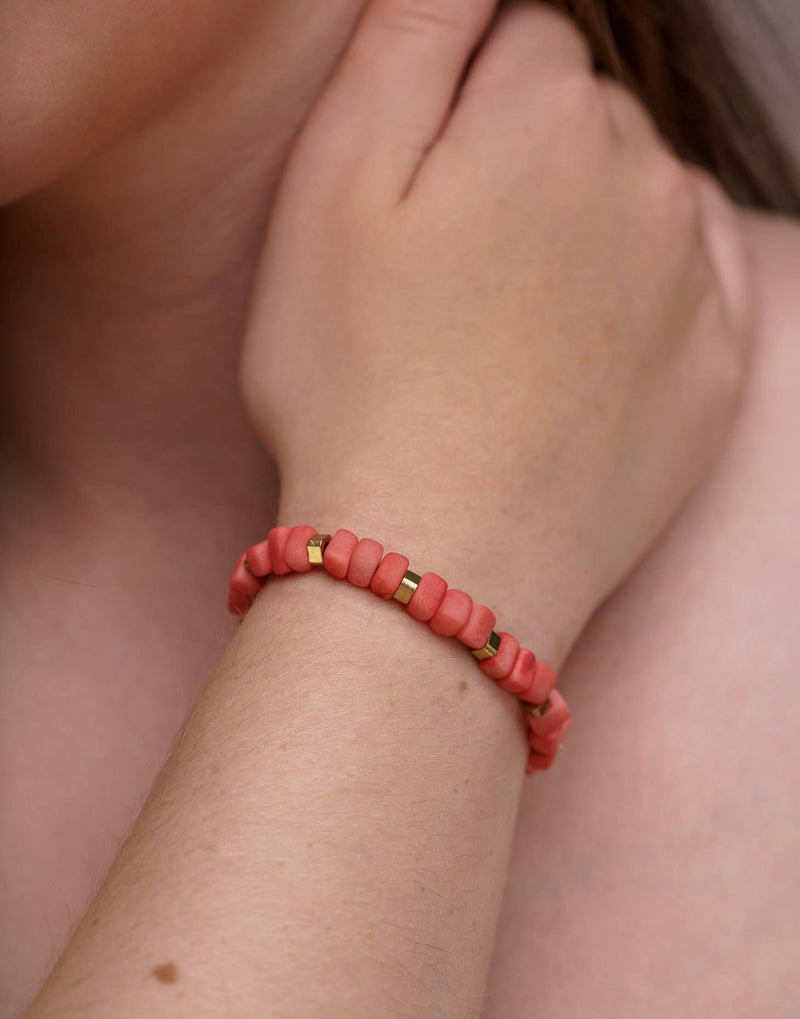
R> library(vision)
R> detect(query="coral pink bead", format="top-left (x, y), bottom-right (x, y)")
top-left (499, 647), bottom-right (538, 695)
top-left (455, 602), bottom-right (496, 649)
top-left (406, 572), bottom-right (448, 622)
top-left (245, 539), bottom-right (272, 578)
top-left (227, 524), bottom-right (569, 780)
top-left (527, 688), bottom-right (570, 736)
top-left (518, 660), bottom-right (559, 707)
top-left (527, 723), bottom-right (566, 755)
top-left (323, 528), bottom-right (359, 580)
top-left (525, 748), bottom-right (557, 773)
top-left (229, 550), bottom-right (262, 597)
top-left (529, 716), bottom-right (571, 753)
top-left (228, 588), bottom-right (254, 617)
top-left (370, 551), bottom-right (410, 599)
top-left (529, 735), bottom-right (559, 757)
top-left (267, 526), bottom-right (293, 576)
top-left (478, 631), bottom-right (519, 682)
top-left (284, 525), bottom-right (319, 573)
top-left (428, 588), bottom-right (473, 636)
top-left (347, 537), bottom-right (385, 588)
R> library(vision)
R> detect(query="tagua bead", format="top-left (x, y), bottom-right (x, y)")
top-left (267, 526), bottom-right (294, 576)
top-left (245, 540), bottom-right (272, 578)
top-left (518, 660), bottom-right (559, 706)
top-left (499, 647), bottom-right (538, 695)
top-left (429, 588), bottom-right (473, 636)
top-left (478, 631), bottom-right (519, 681)
top-left (284, 525), bottom-right (319, 573)
top-left (406, 572), bottom-right (448, 622)
top-left (227, 588), bottom-right (255, 617)
top-left (539, 716), bottom-right (572, 749)
top-left (455, 602), bottom-right (497, 650)
top-left (323, 528), bottom-right (359, 580)
top-left (229, 551), bottom-right (262, 597)
top-left (370, 552), bottom-right (410, 599)
top-left (526, 688), bottom-right (571, 736)
top-left (225, 523), bottom-right (572, 779)
top-left (527, 721), bottom-right (568, 755)
top-left (530, 734), bottom-right (560, 756)
top-left (525, 748), bottom-right (557, 773)
top-left (347, 538), bottom-right (385, 588)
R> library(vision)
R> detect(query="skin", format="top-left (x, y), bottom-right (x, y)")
top-left (485, 212), bottom-right (800, 1018)
top-left (240, 0), bottom-right (749, 661)
top-left (0, 0), bottom-right (797, 1015)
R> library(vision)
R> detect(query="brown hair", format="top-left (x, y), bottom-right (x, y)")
top-left (548, 0), bottom-right (800, 215)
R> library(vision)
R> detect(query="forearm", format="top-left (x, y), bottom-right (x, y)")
top-left (27, 511), bottom-right (548, 1017)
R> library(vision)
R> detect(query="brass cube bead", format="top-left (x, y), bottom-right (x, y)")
top-left (307, 533), bottom-right (333, 565)
top-left (392, 569), bottom-right (421, 604)
top-left (471, 630), bottom-right (501, 660)
top-left (522, 698), bottom-right (551, 719)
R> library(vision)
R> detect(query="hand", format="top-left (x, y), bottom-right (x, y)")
top-left (239, 0), bottom-right (753, 663)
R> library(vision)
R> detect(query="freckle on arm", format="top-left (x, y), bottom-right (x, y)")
top-left (151, 961), bottom-right (179, 984)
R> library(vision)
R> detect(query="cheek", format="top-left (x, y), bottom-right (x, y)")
top-left (0, 0), bottom-right (255, 204)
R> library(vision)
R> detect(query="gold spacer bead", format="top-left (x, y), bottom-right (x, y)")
top-left (471, 630), bottom-right (501, 660)
top-left (307, 533), bottom-right (333, 565)
top-left (521, 697), bottom-right (551, 719)
top-left (392, 569), bottom-right (421, 605)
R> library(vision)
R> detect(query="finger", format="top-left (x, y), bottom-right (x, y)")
top-left (456, 1), bottom-right (592, 105)
top-left (314, 0), bottom-right (498, 194)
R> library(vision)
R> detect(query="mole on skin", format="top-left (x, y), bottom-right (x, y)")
top-left (152, 961), bottom-right (179, 984)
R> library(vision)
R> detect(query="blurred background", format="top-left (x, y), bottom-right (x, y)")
top-left (718, 0), bottom-right (800, 163)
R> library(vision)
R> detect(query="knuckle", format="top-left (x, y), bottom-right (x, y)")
top-left (525, 5), bottom-right (593, 66)
top-left (599, 77), bottom-right (658, 135)
top-left (639, 150), bottom-right (701, 244)
top-left (646, 149), bottom-right (697, 211)
top-left (548, 70), bottom-right (605, 125)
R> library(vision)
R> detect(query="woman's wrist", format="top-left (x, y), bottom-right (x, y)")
top-left (27, 543), bottom-right (528, 1017)
top-left (275, 485), bottom-right (590, 670)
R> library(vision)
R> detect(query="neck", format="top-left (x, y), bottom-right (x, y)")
top-left (0, 0), bottom-right (364, 531)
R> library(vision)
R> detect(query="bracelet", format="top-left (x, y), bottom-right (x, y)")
top-left (227, 526), bottom-right (571, 775)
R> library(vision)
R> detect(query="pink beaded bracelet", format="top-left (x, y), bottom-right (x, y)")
top-left (227, 526), bottom-right (571, 775)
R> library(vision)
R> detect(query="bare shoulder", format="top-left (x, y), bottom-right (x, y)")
top-left (741, 208), bottom-right (800, 345)
top-left (486, 210), bottom-right (800, 1018)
